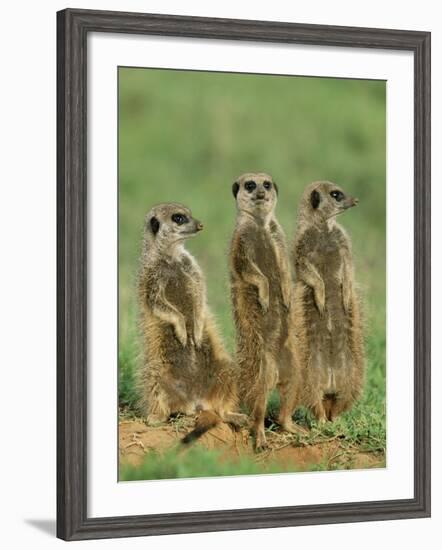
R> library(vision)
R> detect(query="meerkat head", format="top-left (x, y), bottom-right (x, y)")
top-left (144, 202), bottom-right (203, 251)
top-left (302, 181), bottom-right (358, 223)
top-left (232, 172), bottom-right (278, 218)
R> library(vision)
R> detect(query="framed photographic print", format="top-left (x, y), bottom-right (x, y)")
top-left (57, 8), bottom-right (431, 541)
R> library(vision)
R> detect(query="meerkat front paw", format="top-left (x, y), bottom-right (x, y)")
top-left (259, 295), bottom-right (269, 313)
top-left (174, 320), bottom-right (188, 347)
top-left (259, 281), bottom-right (270, 312)
top-left (315, 286), bottom-right (326, 316)
top-left (282, 284), bottom-right (291, 311)
top-left (342, 284), bottom-right (352, 314)
top-left (193, 321), bottom-right (204, 349)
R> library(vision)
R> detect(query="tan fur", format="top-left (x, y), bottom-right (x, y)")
top-left (229, 173), bottom-right (300, 450)
top-left (292, 182), bottom-right (365, 422)
top-left (181, 410), bottom-right (221, 444)
top-left (137, 202), bottom-right (247, 436)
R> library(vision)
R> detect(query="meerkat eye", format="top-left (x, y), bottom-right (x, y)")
top-left (330, 190), bottom-right (344, 202)
top-left (171, 213), bottom-right (188, 225)
top-left (263, 181), bottom-right (272, 190)
top-left (244, 180), bottom-right (257, 192)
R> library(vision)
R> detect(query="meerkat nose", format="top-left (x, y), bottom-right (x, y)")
top-left (196, 222), bottom-right (204, 231)
top-left (353, 197), bottom-right (359, 206)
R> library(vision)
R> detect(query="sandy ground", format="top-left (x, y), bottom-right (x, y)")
top-left (119, 416), bottom-right (385, 474)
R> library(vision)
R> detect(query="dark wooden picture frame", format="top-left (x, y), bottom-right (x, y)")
top-left (57, 8), bottom-right (431, 541)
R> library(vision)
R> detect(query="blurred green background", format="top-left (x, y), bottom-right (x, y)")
top-left (118, 68), bottom-right (386, 465)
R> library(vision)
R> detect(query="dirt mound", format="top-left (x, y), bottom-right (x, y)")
top-left (119, 417), bottom-right (384, 472)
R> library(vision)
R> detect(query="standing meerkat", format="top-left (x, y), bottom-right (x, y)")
top-left (229, 173), bottom-right (300, 451)
top-left (292, 181), bottom-right (365, 422)
top-left (137, 202), bottom-right (246, 440)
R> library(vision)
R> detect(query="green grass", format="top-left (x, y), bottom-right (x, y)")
top-left (118, 67), bottom-right (386, 479)
top-left (120, 445), bottom-right (293, 481)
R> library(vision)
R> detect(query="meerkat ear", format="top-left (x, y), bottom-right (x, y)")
top-left (232, 181), bottom-right (239, 199)
top-left (150, 216), bottom-right (160, 235)
top-left (273, 182), bottom-right (279, 195)
top-left (310, 189), bottom-right (321, 209)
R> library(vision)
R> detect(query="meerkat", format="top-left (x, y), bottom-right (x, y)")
top-left (291, 181), bottom-right (365, 423)
top-left (229, 173), bottom-right (300, 451)
top-left (137, 202), bottom-right (246, 441)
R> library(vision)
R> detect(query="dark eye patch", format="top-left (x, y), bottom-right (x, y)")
top-left (330, 190), bottom-right (344, 202)
top-left (263, 181), bottom-right (272, 190)
top-left (310, 189), bottom-right (321, 209)
top-left (171, 213), bottom-right (189, 225)
top-left (150, 216), bottom-right (160, 235)
top-left (244, 180), bottom-right (256, 192)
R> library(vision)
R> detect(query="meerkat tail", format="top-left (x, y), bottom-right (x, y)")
top-left (181, 410), bottom-right (221, 445)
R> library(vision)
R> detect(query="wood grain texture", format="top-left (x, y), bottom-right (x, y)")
top-left (56, 8), bottom-right (431, 541)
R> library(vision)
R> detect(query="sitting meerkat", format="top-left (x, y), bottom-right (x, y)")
top-left (292, 181), bottom-right (365, 422)
top-left (137, 202), bottom-right (246, 440)
top-left (229, 173), bottom-right (300, 451)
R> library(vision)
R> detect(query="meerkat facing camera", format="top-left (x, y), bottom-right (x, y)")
top-left (137, 203), bottom-right (246, 440)
top-left (292, 181), bottom-right (365, 422)
top-left (229, 173), bottom-right (301, 451)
